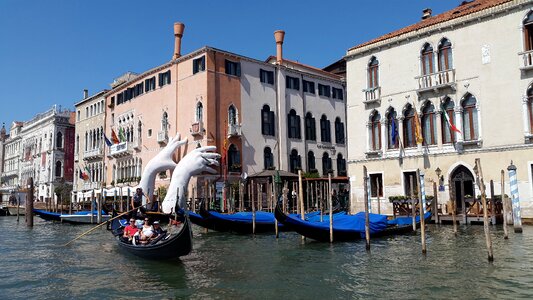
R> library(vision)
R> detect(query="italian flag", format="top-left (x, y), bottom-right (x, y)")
top-left (441, 105), bottom-right (461, 134)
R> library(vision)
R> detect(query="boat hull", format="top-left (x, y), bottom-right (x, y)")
top-left (7, 206), bottom-right (25, 216)
top-left (199, 205), bottom-right (286, 234)
top-left (33, 209), bottom-right (61, 221)
top-left (60, 214), bottom-right (112, 224)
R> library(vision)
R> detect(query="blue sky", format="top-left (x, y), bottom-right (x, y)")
top-left (0, 0), bottom-right (458, 130)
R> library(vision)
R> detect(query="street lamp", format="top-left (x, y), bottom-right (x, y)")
top-left (435, 167), bottom-right (444, 191)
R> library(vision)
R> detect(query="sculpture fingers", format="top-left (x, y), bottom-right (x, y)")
top-left (194, 146), bottom-right (217, 153)
top-left (202, 153), bottom-right (221, 159)
top-left (203, 166), bottom-right (218, 174)
top-left (204, 158), bottom-right (220, 166)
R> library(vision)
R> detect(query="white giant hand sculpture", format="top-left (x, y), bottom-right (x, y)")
top-left (137, 134), bottom-right (187, 204)
top-left (162, 146), bottom-right (220, 213)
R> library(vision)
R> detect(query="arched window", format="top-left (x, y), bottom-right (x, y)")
top-left (403, 105), bottom-right (416, 148)
top-left (307, 151), bottom-right (316, 172)
top-left (528, 87), bottom-right (533, 134)
top-left (462, 94), bottom-right (479, 141)
top-left (56, 132), bottom-right (63, 148)
top-left (334, 117), bottom-right (345, 144)
top-left (85, 132), bottom-right (88, 151)
top-left (320, 115), bottom-right (331, 143)
top-left (441, 98), bottom-right (456, 144)
top-left (370, 111), bottom-right (381, 150)
top-left (337, 153), bottom-right (346, 176)
top-left (387, 109), bottom-right (399, 149)
top-left (523, 11), bottom-right (533, 51)
top-left (438, 38), bottom-right (453, 71)
top-left (263, 147), bottom-right (274, 170)
top-left (55, 161), bottom-right (62, 178)
top-left (368, 56), bottom-right (379, 88)
top-left (305, 113), bottom-right (316, 141)
top-left (287, 109), bottom-right (301, 139)
top-left (421, 43), bottom-right (434, 75)
top-left (137, 121), bottom-right (142, 144)
top-left (261, 105), bottom-right (275, 136)
top-left (196, 102), bottom-right (203, 122)
top-left (227, 144), bottom-right (241, 172)
top-left (161, 112), bottom-right (169, 132)
top-left (228, 105), bottom-right (237, 125)
top-left (289, 149), bottom-right (301, 173)
top-left (422, 102), bottom-right (437, 145)
top-left (322, 152), bottom-right (332, 176)
top-left (75, 135), bottom-right (79, 154)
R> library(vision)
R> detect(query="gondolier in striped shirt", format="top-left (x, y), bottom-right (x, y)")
top-left (131, 187), bottom-right (147, 219)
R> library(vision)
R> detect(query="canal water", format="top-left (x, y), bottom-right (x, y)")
top-left (1, 216), bottom-right (532, 299)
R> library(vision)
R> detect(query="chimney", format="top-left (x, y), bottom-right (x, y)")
top-left (173, 22), bottom-right (185, 60)
top-left (274, 30), bottom-right (285, 63)
top-left (422, 8), bottom-right (432, 20)
top-left (83, 89), bottom-right (88, 99)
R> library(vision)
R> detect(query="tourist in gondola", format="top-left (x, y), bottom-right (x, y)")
top-left (139, 218), bottom-right (154, 243)
top-left (151, 221), bottom-right (165, 238)
top-left (122, 218), bottom-right (139, 242)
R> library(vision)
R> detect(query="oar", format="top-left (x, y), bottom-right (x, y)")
top-left (63, 203), bottom-right (147, 247)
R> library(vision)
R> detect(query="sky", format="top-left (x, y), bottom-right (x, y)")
top-left (0, 0), bottom-right (459, 131)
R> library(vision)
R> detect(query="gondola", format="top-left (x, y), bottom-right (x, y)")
top-left (33, 209), bottom-right (61, 221)
top-left (275, 202), bottom-right (431, 242)
top-left (108, 213), bottom-right (193, 259)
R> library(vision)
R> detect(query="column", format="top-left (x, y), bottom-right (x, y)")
top-left (522, 95), bottom-right (531, 137)
top-left (436, 106), bottom-right (443, 148)
top-left (381, 115), bottom-right (388, 153)
top-left (454, 106), bottom-right (463, 143)
top-left (365, 122), bottom-right (371, 152)
top-left (398, 116), bottom-right (405, 148)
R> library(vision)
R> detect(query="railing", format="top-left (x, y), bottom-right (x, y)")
top-left (1, 169), bottom-right (18, 177)
top-left (228, 123), bottom-right (241, 137)
top-left (157, 131), bottom-right (168, 144)
top-left (363, 86), bottom-right (381, 103)
top-left (416, 69), bottom-right (455, 91)
top-left (84, 147), bottom-right (103, 159)
top-left (110, 142), bottom-right (131, 156)
top-left (83, 182), bottom-right (101, 190)
top-left (519, 50), bottom-right (533, 70)
top-left (191, 121), bottom-right (204, 136)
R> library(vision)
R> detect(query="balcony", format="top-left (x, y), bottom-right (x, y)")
top-left (363, 86), bottom-right (381, 104)
top-left (157, 131), bottom-right (168, 144)
top-left (109, 142), bottom-right (132, 158)
top-left (190, 121), bottom-right (204, 136)
top-left (1, 169), bottom-right (18, 179)
top-left (83, 147), bottom-right (103, 160)
top-left (415, 69), bottom-right (456, 94)
top-left (228, 123), bottom-right (242, 137)
top-left (83, 182), bottom-right (101, 191)
top-left (519, 50), bottom-right (533, 71)
top-left (132, 139), bottom-right (142, 150)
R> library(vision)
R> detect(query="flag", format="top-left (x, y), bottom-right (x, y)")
top-left (440, 104), bottom-right (461, 134)
top-left (111, 129), bottom-right (120, 144)
top-left (390, 116), bottom-right (397, 146)
top-left (413, 105), bottom-right (424, 145)
top-left (119, 127), bottom-right (126, 142)
top-left (103, 132), bottom-right (112, 147)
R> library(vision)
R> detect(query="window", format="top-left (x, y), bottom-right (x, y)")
top-left (335, 117), bottom-right (345, 144)
top-left (228, 105), bottom-right (238, 125)
top-left (332, 87), bottom-right (344, 100)
top-left (264, 147), bottom-right (274, 170)
top-left (320, 115), bottom-right (331, 143)
top-left (370, 112), bottom-right (381, 150)
top-left (196, 102), bottom-right (203, 122)
top-left (286, 76), bottom-right (300, 90)
top-left (158, 70), bottom-right (171, 87)
top-left (287, 109), bottom-right (301, 139)
top-left (133, 82), bottom-right (144, 97)
top-left (421, 43), bottom-right (434, 75)
top-left (148, 129), bottom-right (152, 137)
top-left (193, 56), bottom-right (206, 74)
top-left (117, 92), bottom-right (124, 105)
top-left (438, 38), bottom-right (453, 71)
top-left (337, 154), bottom-right (347, 176)
top-left (422, 102), bottom-right (437, 145)
top-left (462, 94), bottom-right (478, 141)
top-left (368, 56), bottom-right (379, 88)
top-left (56, 132), bottom-right (63, 148)
top-left (145, 77), bottom-right (156, 92)
top-left (77, 110), bottom-right (80, 121)
top-left (322, 152), bottom-right (332, 176)
top-left (523, 11), bottom-right (533, 51)
top-left (403, 171), bottom-right (418, 197)
top-left (85, 107), bottom-right (88, 118)
top-left (228, 144), bottom-right (241, 172)
top-left (225, 60), bottom-right (241, 76)
top-left (289, 149), bottom-right (301, 173)
top-left (110, 96), bottom-right (115, 108)
top-left (441, 98), bottom-right (456, 144)
top-left (161, 112), bottom-right (169, 132)
top-left (261, 105), bottom-right (275, 136)
top-left (387, 110), bottom-right (399, 149)
top-left (307, 151), bottom-right (316, 172)
top-left (403, 105), bottom-right (416, 148)
top-left (369, 173), bottom-right (383, 197)
top-left (303, 80), bottom-right (315, 94)
top-left (528, 88), bottom-right (533, 134)
top-left (305, 113), bottom-right (316, 141)
top-left (75, 135), bottom-right (79, 154)
top-left (260, 69), bottom-right (274, 84)
top-left (55, 161), bottom-right (62, 178)
top-left (318, 84), bottom-right (331, 97)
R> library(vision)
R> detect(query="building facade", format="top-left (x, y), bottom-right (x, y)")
top-left (345, 0), bottom-right (533, 219)
top-left (0, 122), bottom-right (20, 203)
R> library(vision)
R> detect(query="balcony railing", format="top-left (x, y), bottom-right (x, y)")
top-left (84, 147), bottom-right (103, 160)
top-left (1, 169), bottom-right (18, 178)
top-left (83, 182), bottom-right (101, 191)
top-left (228, 123), bottom-right (242, 137)
top-left (191, 121), bottom-right (204, 136)
top-left (519, 50), bottom-right (533, 70)
top-left (415, 69), bottom-right (456, 92)
top-left (157, 131), bottom-right (168, 144)
top-left (109, 142), bottom-right (132, 157)
top-left (363, 86), bottom-right (381, 104)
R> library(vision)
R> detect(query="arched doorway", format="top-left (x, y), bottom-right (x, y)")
top-left (450, 165), bottom-right (475, 216)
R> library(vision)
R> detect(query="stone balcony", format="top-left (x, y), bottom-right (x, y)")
top-left (519, 50), bottom-right (533, 71)
top-left (228, 123), bottom-right (242, 137)
top-left (363, 86), bottom-right (381, 104)
top-left (109, 142), bottom-right (133, 158)
top-left (190, 121), bottom-right (204, 136)
top-left (83, 147), bottom-right (103, 161)
top-left (415, 69), bottom-right (456, 94)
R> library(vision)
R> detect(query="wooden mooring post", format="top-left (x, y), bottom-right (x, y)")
top-left (26, 178), bottom-right (34, 227)
top-left (417, 169), bottom-right (427, 255)
top-left (376, 177), bottom-right (381, 215)
top-left (363, 166), bottom-right (370, 251)
top-left (328, 173), bottom-right (333, 243)
top-left (298, 170), bottom-right (305, 241)
top-left (433, 182), bottom-right (439, 224)
top-left (474, 158), bottom-right (494, 262)
top-left (410, 175), bottom-right (416, 231)
top-left (501, 170), bottom-right (509, 239)
top-left (252, 182), bottom-right (256, 235)
top-left (448, 178), bottom-right (458, 235)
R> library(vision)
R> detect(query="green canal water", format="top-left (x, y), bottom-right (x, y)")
top-left (0, 216), bottom-right (532, 299)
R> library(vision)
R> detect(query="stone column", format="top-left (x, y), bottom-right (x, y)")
top-left (436, 106), bottom-right (443, 148)
top-left (398, 116), bottom-right (405, 148)
top-left (381, 115), bottom-right (388, 152)
top-left (454, 106), bottom-right (463, 143)
top-left (522, 95), bottom-right (531, 136)
top-left (366, 122), bottom-right (371, 152)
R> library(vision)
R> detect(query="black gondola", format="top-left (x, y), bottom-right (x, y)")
top-left (33, 209), bottom-right (61, 221)
top-left (109, 214), bottom-right (193, 259)
top-left (275, 202), bottom-right (429, 242)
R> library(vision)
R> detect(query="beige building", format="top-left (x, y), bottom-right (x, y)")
top-left (345, 0), bottom-right (533, 220)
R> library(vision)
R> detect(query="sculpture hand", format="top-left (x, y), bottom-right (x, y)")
top-left (145, 133), bottom-right (187, 172)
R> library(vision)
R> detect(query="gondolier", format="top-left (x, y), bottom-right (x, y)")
top-left (131, 188), bottom-right (147, 218)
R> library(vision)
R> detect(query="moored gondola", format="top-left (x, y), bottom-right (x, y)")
top-left (109, 214), bottom-right (192, 259)
top-left (33, 209), bottom-right (61, 221)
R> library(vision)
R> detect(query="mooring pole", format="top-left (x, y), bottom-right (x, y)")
top-left (448, 178), bottom-right (457, 235)
top-left (507, 161), bottom-right (523, 233)
top-left (252, 182), bottom-right (256, 235)
top-left (417, 169), bottom-right (427, 255)
top-left (363, 166), bottom-right (370, 251)
top-left (433, 182), bottom-right (439, 224)
top-left (90, 190), bottom-right (95, 224)
top-left (26, 178), bottom-right (34, 227)
top-left (489, 180), bottom-right (495, 224)
top-left (474, 158), bottom-right (494, 262)
top-left (501, 170), bottom-right (509, 239)
top-left (376, 177), bottom-right (381, 215)
top-left (298, 170), bottom-right (305, 241)
top-left (328, 173), bottom-right (333, 243)
top-left (410, 175), bottom-right (416, 231)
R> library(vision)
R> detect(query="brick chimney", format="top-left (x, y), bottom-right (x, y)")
top-left (83, 89), bottom-right (88, 99)
top-left (422, 8), bottom-right (432, 20)
top-left (173, 22), bottom-right (185, 60)
top-left (274, 30), bottom-right (285, 63)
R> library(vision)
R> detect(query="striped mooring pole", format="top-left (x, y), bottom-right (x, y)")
top-left (367, 174), bottom-right (372, 214)
top-left (419, 171), bottom-right (427, 214)
top-left (507, 161), bottom-right (523, 233)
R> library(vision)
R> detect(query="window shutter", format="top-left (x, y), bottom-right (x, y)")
top-left (269, 111), bottom-right (275, 135)
top-left (287, 113), bottom-right (291, 138)
top-left (261, 110), bottom-right (266, 135)
top-left (167, 71), bottom-right (171, 84)
top-left (193, 61), bottom-right (198, 74)
top-left (236, 63), bottom-right (241, 77)
top-left (297, 115), bottom-right (301, 139)
top-left (158, 73), bottom-right (162, 87)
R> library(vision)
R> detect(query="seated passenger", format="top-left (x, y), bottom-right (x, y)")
top-left (151, 221), bottom-right (165, 238)
top-left (139, 218), bottom-right (154, 243)
top-left (123, 218), bottom-right (139, 242)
